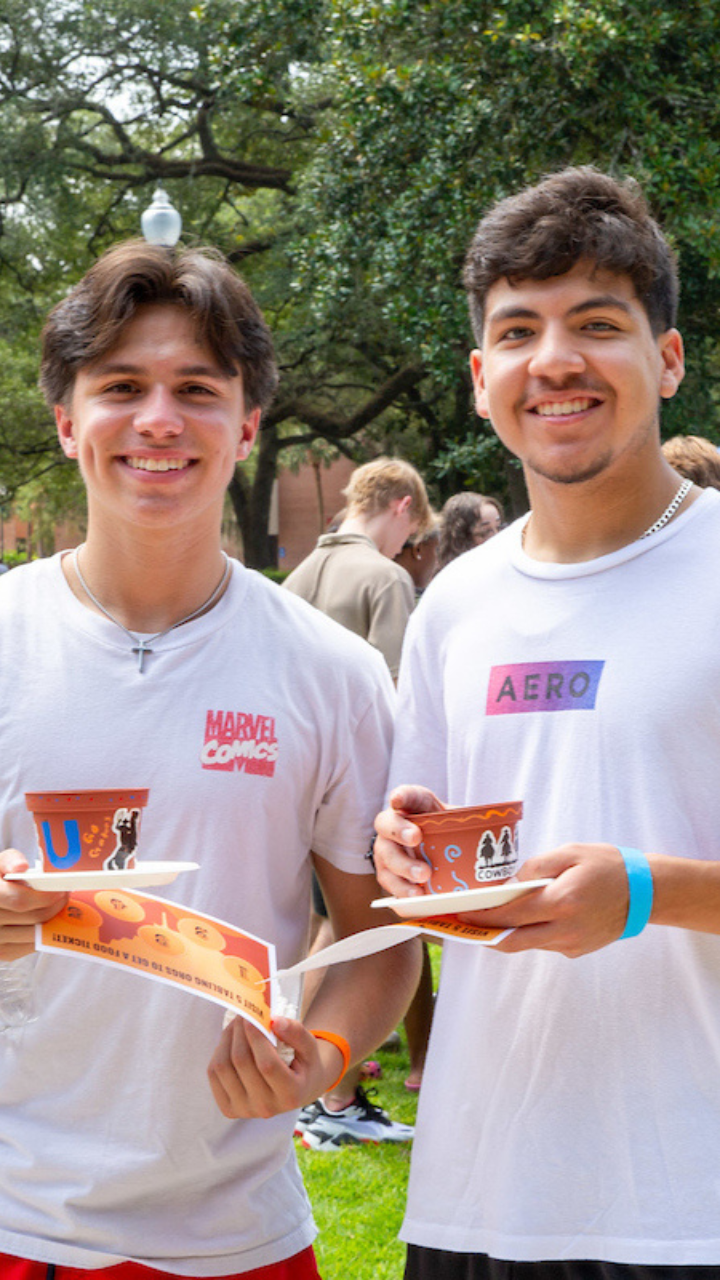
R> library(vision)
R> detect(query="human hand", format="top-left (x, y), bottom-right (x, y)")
top-left (459, 843), bottom-right (630, 958)
top-left (0, 848), bottom-right (68, 961)
top-left (372, 785), bottom-right (446, 900)
top-left (207, 1015), bottom-right (346, 1120)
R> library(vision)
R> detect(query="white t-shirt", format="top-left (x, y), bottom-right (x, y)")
top-left (0, 554), bottom-right (394, 1276)
top-left (391, 488), bottom-right (720, 1264)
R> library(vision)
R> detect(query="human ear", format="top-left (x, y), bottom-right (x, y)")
top-left (236, 406), bottom-right (262, 461)
top-left (55, 404), bottom-right (78, 458)
top-left (658, 329), bottom-right (685, 400)
top-left (470, 350), bottom-right (490, 419)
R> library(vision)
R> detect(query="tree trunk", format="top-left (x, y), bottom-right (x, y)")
top-left (227, 425), bottom-right (281, 569)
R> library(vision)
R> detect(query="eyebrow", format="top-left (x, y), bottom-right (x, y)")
top-left (90, 361), bottom-right (229, 378)
top-left (487, 294), bottom-right (633, 327)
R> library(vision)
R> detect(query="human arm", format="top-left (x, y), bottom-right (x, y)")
top-left (207, 855), bottom-right (422, 1119)
top-left (0, 848), bottom-right (68, 960)
top-left (373, 791), bottom-right (720, 957)
top-left (469, 844), bottom-right (720, 955)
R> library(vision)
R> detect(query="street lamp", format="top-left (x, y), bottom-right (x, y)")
top-left (140, 187), bottom-right (182, 247)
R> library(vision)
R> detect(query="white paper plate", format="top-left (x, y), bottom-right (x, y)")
top-left (370, 878), bottom-right (553, 919)
top-left (4, 861), bottom-right (200, 892)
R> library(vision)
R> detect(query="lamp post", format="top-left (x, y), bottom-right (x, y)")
top-left (140, 187), bottom-right (182, 247)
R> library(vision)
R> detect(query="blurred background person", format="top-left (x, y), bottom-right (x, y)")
top-left (285, 457), bottom-right (435, 1147)
top-left (285, 457), bottom-right (433, 681)
top-left (394, 514), bottom-right (441, 596)
top-left (662, 435), bottom-right (720, 490)
top-left (437, 492), bottom-right (504, 570)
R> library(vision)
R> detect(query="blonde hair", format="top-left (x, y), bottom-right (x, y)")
top-left (661, 436), bottom-right (720, 490)
top-left (343, 458), bottom-right (434, 537)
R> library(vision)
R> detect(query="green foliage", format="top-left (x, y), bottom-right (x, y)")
top-left (260, 566), bottom-right (290, 583)
top-left (295, 0), bottom-right (720, 476)
top-left (1, 0), bottom-right (720, 547)
top-left (1, 549), bottom-right (32, 568)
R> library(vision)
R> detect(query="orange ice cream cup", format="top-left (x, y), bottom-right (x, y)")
top-left (414, 801), bottom-right (523, 895)
top-left (25, 789), bottom-right (149, 874)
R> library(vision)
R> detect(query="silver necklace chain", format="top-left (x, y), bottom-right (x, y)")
top-left (638, 477), bottom-right (692, 538)
top-left (72, 546), bottom-right (231, 673)
top-left (522, 477), bottom-right (693, 550)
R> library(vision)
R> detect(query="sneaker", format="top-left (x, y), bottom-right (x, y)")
top-left (294, 1099), bottom-right (324, 1137)
top-left (300, 1086), bottom-right (414, 1150)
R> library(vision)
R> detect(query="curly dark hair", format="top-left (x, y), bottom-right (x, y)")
top-left (463, 166), bottom-right (678, 342)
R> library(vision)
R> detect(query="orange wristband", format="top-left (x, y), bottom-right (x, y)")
top-left (309, 1029), bottom-right (351, 1092)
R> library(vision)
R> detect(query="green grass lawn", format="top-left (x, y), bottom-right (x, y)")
top-left (295, 942), bottom-right (441, 1280)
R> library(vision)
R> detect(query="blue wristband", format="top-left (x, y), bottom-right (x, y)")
top-left (617, 846), bottom-right (654, 939)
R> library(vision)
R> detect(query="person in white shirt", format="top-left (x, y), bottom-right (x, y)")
top-left (373, 166), bottom-right (720, 1280)
top-left (0, 240), bottom-right (420, 1279)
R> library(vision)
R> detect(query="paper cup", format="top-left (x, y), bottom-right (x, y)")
top-left (414, 801), bottom-right (523, 894)
top-left (25, 789), bottom-right (149, 873)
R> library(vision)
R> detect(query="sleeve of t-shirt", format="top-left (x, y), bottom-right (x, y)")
top-left (310, 658), bottom-right (396, 872)
top-left (366, 575), bottom-right (415, 680)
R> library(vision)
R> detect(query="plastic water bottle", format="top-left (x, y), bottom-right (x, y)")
top-left (0, 952), bottom-right (38, 1030)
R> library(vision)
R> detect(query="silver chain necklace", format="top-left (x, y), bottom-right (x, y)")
top-left (522, 477), bottom-right (693, 550)
top-left (638, 477), bottom-right (692, 538)
top-left (72, 546), bottom-right (231, 673)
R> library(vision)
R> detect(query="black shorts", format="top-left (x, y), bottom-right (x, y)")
top-left (311, 870), bottom-right (328, 918)
top-left (404, 1251), bottom-right (720, 1280)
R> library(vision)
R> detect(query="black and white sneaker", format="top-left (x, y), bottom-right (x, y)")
top-left (300, 1086), bottom-right (414, 1151)
top-left (294, 1099), bottom-right (324, 1137)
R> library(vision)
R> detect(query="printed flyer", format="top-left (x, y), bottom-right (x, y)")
top-left (38, 889), bottom-right (275, 1034)
top-left (38, 891), bottom-right (508, 1040)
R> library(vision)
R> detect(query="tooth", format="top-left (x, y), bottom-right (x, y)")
top-left (537, 399), bottom-right (592, 416)
top-left (128, 458), bottom-right (187, 471)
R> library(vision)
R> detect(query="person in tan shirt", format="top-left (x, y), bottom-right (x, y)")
top-left (285, 457), bottom-right (435, 1146)
top-left (285, 457), bottom-right (434, 680)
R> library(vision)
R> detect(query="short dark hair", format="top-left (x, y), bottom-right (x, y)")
top-left (463, 166), bottom-right (679, 341)
top-left (40, 240), bottom-right (278, 411)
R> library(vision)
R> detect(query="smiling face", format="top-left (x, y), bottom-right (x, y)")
top-left (55, 305), bottom-right (261, 539)
top-left (470, 262), bottom-right (684, 493)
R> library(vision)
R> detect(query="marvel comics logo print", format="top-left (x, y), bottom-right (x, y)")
top-left (201, 710), bottom-right (279, 775)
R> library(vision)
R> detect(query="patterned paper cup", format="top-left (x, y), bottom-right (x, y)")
top-left (25, 789), bottom-right (149, 874)
top-left (414, 801), bottom-right (523, 895)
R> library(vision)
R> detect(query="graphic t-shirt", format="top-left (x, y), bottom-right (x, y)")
top-left (391, 489), bottom-right (720, 1264)
top-left (0, 555), bottom-right (394, 1275)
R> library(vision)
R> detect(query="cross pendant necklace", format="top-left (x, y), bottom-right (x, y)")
top-left (72, 547), bottom-right (231, 674)
top-left (131, 638), bottom-right (155, 674)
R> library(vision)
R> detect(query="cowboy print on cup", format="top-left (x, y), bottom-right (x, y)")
top-left (25, 789), bottom-right (150, 874)
top-left (414, 801), bottom-right (523, 894)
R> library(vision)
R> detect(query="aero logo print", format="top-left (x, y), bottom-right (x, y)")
top-left (486, 661), bottom-right (605, 716)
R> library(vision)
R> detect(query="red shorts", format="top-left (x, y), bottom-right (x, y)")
top-left (0, 1247), bottom-right (321, 1280)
